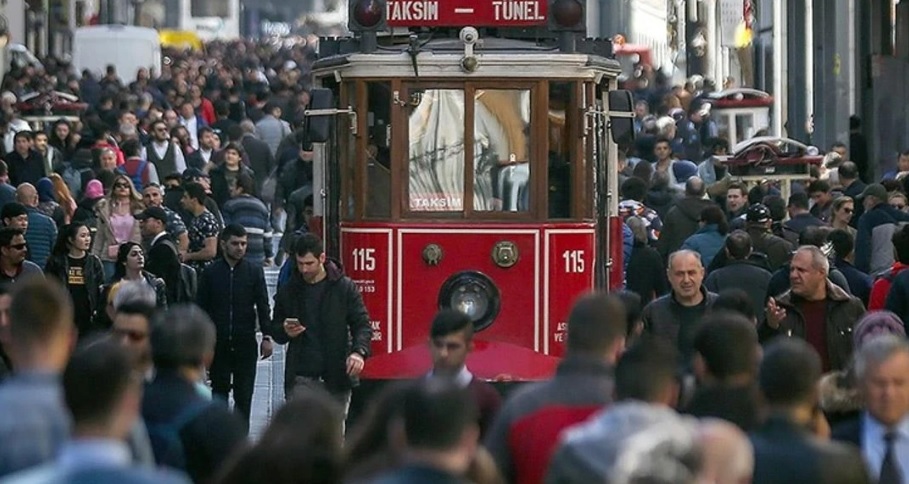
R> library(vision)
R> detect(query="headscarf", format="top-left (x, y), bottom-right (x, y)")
top-left (853, 311), bottom-right (906, 349)
top-left (84, 179), bottom-right (104, 200)
top-left (36, 178), bottom-right (56, 203)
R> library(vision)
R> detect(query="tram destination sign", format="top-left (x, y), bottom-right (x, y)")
top-left (386, 0), bottom-right (548, 27)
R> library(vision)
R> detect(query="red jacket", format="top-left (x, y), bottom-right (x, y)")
top-left (869, 262), bottom-right (909, 310)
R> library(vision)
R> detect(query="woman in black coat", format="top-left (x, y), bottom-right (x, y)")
top-left (45, 222), bottom-right (105, 338)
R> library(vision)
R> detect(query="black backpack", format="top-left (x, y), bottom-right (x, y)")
top-left (147, 400), bottom-right (210, 470)
top-left (160, 239), bottom-right (198, 303)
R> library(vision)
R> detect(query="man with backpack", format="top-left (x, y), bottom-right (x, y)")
top-left (121, 138), bottom-right (159, 190)
top-left (142, 304), bottom-right (246, 483)
top-left (140, 206), bottom-right (195, 305)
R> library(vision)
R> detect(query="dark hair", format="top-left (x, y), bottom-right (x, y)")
top-left (699, 205), bottom-right (729, 235)
top-left (344, 381), bottom-right (413, 472)
top-left (293, 233), bottom-right (324, 258)
top-left (51, 223), bottom-right (89, 257)
top-left (13, 131), bottom-right (33, 143)
top-left (654, 136), bottom-right (672, 148)
top-left (219, 223), bottom-right (247, 242)
top-left (150, 119), bottom-right (168, 132)
top-left (762, 195), bottom-right (786, 221)
top-left (724, 230), bottom-right (752, 260)
top-left (198, 126), bottom-right (214, 138)
top-left (0, 226), bottom-right (24, 247)
top-left (694, 312), bottom-right (759, 380)
top-left (151, 304), bottom-right (216, 370)
top-left (222, 142), bottom-right (244, 156)
top-left (709, 137), bottom-right (729, 153)
top-left (631, 161), bottom-right (653, 186)
top-left (829, 229), bottom-right (855, 260)
top-left (711, 289), bottom-right (757, 322)
top-left (788, 192), bottom-right (810, 210)
top-left (183, 182), bottom-right (206, 204)
top-left (799, 226), bottom-right (831, 248)
top-left (621, 177), bottom-right (647, 202)
top-left (726, 182), bottom-right (746, 197)
top-left (64, 337), bottom-right (136, 426)
top-left (113, 242), bottom-right (143, 281)
top-left (116, 299), bottom-right (156, 320)
top-left (566, 293), bottom-right (627, 355)
top-left (401, 379), bottom-right (477, 450)
top-left (807, 180), bottom-right (831, 195)
top-left (759, 339), bottom-right (822, 407)
top-left (215, 390), bottom-right (343, 484)
top-left (839, 161), bottom-right (859, 180)
top-left (10, 277), bottom-right (73, 347)
top-left (120, 138), bottom-right (141, 158)
top-left (615, 337), bottom-right (678, 402)
top-left (235, 172), bottom-right (256, 196)
top-left (1, 202), bottom-right (27, 221)
top-left (430, 309), bottom-right (474, 340)
top-left (616, 290), bottom-right (643, 337)
top-left (894, 225), bottom-right (909, 264)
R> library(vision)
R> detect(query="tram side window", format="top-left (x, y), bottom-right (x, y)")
top-left (365, 82), bottom-right (392, 218)
top-left (408, 89), bottom-right (465, 212)
top-left (191, 0), bottom-right (228, 17)
top-left (474, 89), bottom-right (531, 212)
top-left (549, 82), bottom-right (572, 218)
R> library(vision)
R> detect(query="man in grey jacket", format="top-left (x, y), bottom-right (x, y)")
top-left (254, 103), bottom-right (291, 157)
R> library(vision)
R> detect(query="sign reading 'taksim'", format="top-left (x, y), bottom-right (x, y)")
top-left (386, 0), bottom-right (548, 27)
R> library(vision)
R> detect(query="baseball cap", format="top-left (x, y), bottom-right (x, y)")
top-left (859, 183), bottom-right (888, 201)
top-left (136, 206), bottom-right (168, 223)
top-left (182, 167), bottom-right (209, 181)
top-left (746, 203), bottom-right (772, 223)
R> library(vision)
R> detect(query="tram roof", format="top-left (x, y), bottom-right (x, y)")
top-left (313, 36), bottom-right (621, 80)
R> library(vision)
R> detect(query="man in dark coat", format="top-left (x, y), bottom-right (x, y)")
top-left (750, 339), bottom-right (869, 484)
top-left (656, 176), bottom-right (714, 259)
top-left (268, 233), bottom-right (372, 416)
top-left (705, 230), bottom-right (772, 320)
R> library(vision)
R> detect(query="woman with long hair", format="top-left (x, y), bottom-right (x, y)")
top-left (44, 223), bottom-right (105, 338)
top-left (109, 241), bottom-right (167, 309)
top-left (49, 173), bottom-right (76, 225)
top-left (830, 196), bottom-right (857, 240)
top-left (90, 174), bottom-right (144, 281)
top-left (48, 118), bottom-right (78, 160)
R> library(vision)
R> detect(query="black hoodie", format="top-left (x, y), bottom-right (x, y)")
top-left (657, 196), bottom-right (716, 259)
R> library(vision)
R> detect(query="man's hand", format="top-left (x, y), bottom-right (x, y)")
top-left (264, 258), bottom-right (273, 267)
top-left (260, 337), bottom-right (273, 360)
top-left (766, 297), bottom-right (787, 329)
top-left (283, 318), bottom-right (305, 338)
top-left (347, 352), bottom-right (365, 377)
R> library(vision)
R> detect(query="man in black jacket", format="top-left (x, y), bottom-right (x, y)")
top-left (268, 233), bottom-right (372, 416)
top-left (656, 177), bottom-right (714, 259)
top-left (140, 206), bottom-right (182, 304)
top-left (750, 339), bottom-right (869, 484)
top-left (196, 224), bottom-right (271, 430)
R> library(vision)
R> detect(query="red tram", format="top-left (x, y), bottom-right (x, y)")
top-left (303, 0), bottom-right (634, 381)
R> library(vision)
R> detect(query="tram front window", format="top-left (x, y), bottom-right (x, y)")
top-left (474, 89), bottom-right (531, 212)
top-left (366, 81), bottom-right (391, 218)
top-left (408, 89), bottom-right (466, 212)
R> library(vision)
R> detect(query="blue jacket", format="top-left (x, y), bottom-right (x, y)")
top-left (680, 224), bottom-right (726, 268)
top-left (855, 203), bottom-right (909, 272)
top-left (24, 207), bottom-right (57, 269)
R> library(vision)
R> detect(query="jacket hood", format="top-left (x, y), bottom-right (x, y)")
top-left (36, 178), bottom-right (55, 203)
top-left (818, 370), bottom-right (862, 414)
top-left (675, 197), bottom-right (713, 221)
top-left (777, 279), bottom-right (853, 306)
top-left (559, 401), bottom-right (699, 484)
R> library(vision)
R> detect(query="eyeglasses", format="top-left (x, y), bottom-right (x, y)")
top-left (843, 208), bottom-right (854, 214)
top-left (111, 327), bottom-right (147, 342)
top-left (7, 243), bottom-right (26, 250)
top-left (893, 204), bottom-right (907, 210)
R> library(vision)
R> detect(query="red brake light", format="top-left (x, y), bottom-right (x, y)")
top-left (353, 0), bottom-right (384, 28)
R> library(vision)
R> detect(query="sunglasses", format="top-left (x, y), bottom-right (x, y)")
top-left (6, 243), bottom-right (26, 250)
top-left (843, 208), bottom-right (854, 214)
top-left (111, 327), bottom-right (147, 342)
top-left (893, 205), bottom-right (907, 210)
top-left (114, 183), bottom-right (130, 189)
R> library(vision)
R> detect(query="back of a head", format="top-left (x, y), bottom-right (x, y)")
top-left (696, 419), bottom-right (754, 484)
top-left (762, 195), bottom-right (786, 222)
top-left (616, 337), bottom-right (679, 402)
top-left (788, 192), bottom-right (810, 211)
top-left (622, 177), bottom-right (648, 202)
top-left (685, 177), bottom-right (706, 198)
top-left (759, 339), bottom-right (822, 407)
top-left (10, 277), bottom-right (73, 348)
top-left (829, 229), bottom-right (855, 260)
top-left (694, 312), bottom-right (759, 380)
top-left (627, 216), bottom-right (648, 245)
top-left (799, 225), bottom-right (830, 248)
top-left (64, 337), bottom-right (136, 428)
top-left (151, 304), bottom-right (215, 370)
top-left (839, 161), bottom-right (858, 180)
top-left (566, 292), bottom-right (627, 356)
top-left (616, 290), bottom-right (643, 337)
top-left (113, 280), bottom-right (157, 312)
top-left (430, 309), bottom-right (473, 340)
top-left (724, 230), bottom-right (752, 260)
top-left (401, 379), bottom-right (477, 451)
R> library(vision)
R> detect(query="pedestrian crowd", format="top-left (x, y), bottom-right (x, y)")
top-left (0, 40), bottom-right (908, 484)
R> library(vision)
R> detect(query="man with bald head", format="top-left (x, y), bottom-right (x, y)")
top-left (15, 183), bottom-right (55, 268)
top-left (696, 419), bottom-right (754, 484)
top-left (762, 245), bottom-right (865, 371)
top-left (643, 249), bottom-right (718, 367)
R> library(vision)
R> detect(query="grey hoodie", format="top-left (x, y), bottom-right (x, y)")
top-left (545, 401), bottom-right (699, 484)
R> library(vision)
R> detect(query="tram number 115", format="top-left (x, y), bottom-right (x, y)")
top-left (562, 250), bottom-right (585, 273)
top-left (353, 248), bottom-right (377, 272)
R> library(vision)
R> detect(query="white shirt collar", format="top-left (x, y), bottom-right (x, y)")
top-left (150, 230), bottom-right (168, 246)
top-left (58, 438), bottom-right (131, 472)
top-left (428, 365), bottom-right (473, 388)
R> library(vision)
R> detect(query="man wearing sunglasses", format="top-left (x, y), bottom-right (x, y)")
top-left (0, 227), bottom-right (42, 285)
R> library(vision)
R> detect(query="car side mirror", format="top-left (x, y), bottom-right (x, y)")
top-left (608, 90), bottom-right (635, 146)
top-left (306, 88), bottom-right (335, 143)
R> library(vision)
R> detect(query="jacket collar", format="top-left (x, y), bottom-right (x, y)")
top-left (777, 279), bottom-right (852, 306)
top-left (670, 286), bottom-right (711, 307)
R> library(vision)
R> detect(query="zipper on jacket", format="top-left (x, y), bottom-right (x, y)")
top-left (229, 265), bottom-right (234, 344)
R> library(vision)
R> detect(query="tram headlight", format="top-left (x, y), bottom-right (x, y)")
top-left (348, 0), bottom-right (387, 32)
top-left (549, 0), bottom-right (585, 32)
top-left (438, 271), bottom-right (501, 332)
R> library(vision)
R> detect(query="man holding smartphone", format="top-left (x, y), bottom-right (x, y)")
top-left (269, 233), bottom-right (372, 418)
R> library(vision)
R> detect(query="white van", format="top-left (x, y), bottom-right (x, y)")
top-left (72, 25), bottom-right (162, 84)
